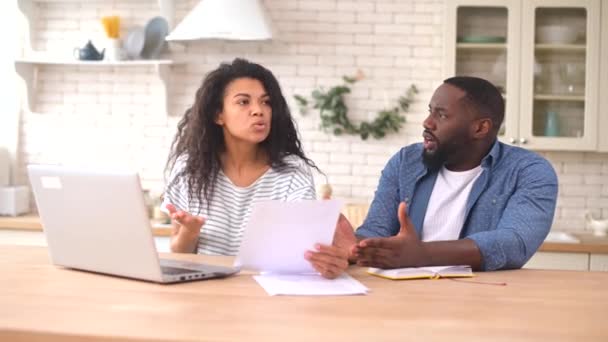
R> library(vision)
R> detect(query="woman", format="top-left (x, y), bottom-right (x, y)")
top-left (163, 58), bottom-right (349, 278)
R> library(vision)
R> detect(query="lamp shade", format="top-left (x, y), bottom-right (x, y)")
top-left (166, 0), bottom-right (273, 41)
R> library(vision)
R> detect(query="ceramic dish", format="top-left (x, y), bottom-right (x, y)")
top-left (124, 26), bottom-right (145, 59)
top-left (458, 36), bottom-right (506, 43)
top-left (141, 16), bottom-right (169, 59)
top-left (536, 25), bottom-right (577, 44)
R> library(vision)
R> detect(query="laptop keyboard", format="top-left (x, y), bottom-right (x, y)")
top-left (160, 266), bottom-right (200, 275)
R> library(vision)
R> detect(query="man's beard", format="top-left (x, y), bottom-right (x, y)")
top-left (422, 146), bottom-right (449, 171)
top-left (422, 136), bottom-right (468, 171)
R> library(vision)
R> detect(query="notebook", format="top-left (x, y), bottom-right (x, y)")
top-left (27, 164), bottom-right (239, 284)
top-left (367, 265), bottom-right (474, 280)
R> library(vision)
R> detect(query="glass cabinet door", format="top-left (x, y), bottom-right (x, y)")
top-left (519, 0), bottom-right (600, 150)
top-left (600, 0), bottom-right (608, 152)
top-left (444, 0), bottom-right (521, 144)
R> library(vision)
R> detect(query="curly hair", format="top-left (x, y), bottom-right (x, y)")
top-left (165, 58), bottom-right (319, 206)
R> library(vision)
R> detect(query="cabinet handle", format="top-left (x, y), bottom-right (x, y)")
top-left (519, 137), bottom-right (528, 144)
top-left (509, 137), bottom-right (517, 144)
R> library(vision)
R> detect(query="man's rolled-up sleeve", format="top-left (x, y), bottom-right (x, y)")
top-left (467, 160), bottom-right (558, 271)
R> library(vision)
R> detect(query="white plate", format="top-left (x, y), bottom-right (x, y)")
top-left (141, 17), bottom-right (169, 59)
top-left (124, 26), bottom-right (145, 59)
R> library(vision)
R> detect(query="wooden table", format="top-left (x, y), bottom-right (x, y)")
top-left (3, 215), bottom-right (608, 253)
top-left (1, 245), bottom-right (607, 342)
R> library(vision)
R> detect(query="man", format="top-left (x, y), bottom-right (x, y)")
top-left (339, 76), bottom-right (558, 271)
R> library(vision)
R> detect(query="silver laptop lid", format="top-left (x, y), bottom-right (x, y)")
top-left (27, 164), bottom-right (164, 282)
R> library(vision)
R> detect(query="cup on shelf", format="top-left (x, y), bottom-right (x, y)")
top-left (533, 59), bottom-right (545, 93)
top-left (559, 63), bottom-right (585, 95)
top-left (544, 111), bottom-right (560, 137)
top-left (104, 38), bottom-right (126, 61)
top-left (537, 63), bottom-right (565, 95)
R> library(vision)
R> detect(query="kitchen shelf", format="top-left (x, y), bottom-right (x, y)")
top-left (456, 43), bottom-right (507, 50)
top-left (16, 0), bottom-right (178, 115)
top-left (14, 58), bottom-right (179, 66)
top-left (534, 94), bottom-right (585, 101)
top-left (15, 57), bottom-right (184, 115)
top-left (17, 0), bottom-right (159, 2)
top-left (535, 44), bottom-right (586, 51)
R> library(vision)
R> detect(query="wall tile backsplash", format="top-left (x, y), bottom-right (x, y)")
top-left (16, 0), bottom-right (608, 231)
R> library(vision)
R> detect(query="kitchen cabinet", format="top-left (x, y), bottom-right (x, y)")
top-left (524, 251), bottom-right (589, 271)
top-left (525, 232), bottom-right (608, 271)
top-left (525, 251), bottom-right (608, 271)
top-left (444, 0), bottom-right (601, 151)
top-left (599, 1), bottom-right (608, 152)
top-left (590, 254), bottom-right (608, 271)
top-left (15, 0), bottom-right (181, 115)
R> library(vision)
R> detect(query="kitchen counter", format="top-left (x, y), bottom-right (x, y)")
top-left (0, 214), bottom-right (172, 237)
top-left (1, 215), bottom-right (607, 253)
top-left (539, 233), bottom-right (608, 254)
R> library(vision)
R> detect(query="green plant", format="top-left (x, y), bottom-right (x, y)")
top-left (294, 74), bottom-right (417, 140)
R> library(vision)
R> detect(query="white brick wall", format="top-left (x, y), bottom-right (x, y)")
top-left (544, 151), bottom-right (608, 231)
top-left (15, 0), bottom-right (608, 232)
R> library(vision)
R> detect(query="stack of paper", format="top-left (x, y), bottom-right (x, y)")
top-left (253, 273), bottom-right (368, 296)
top-left (235, 200), bottom-right (368, 296)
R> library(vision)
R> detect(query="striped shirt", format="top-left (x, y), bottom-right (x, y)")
top-left (162, 155), bottom-right (316, 255)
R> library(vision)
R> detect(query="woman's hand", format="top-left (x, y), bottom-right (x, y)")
top-left (304, 214), bottom-right (356, 279)
top-left (166, 203), bottom-right (205, 253)
top-left (305, 243), bottom-right (349, 279)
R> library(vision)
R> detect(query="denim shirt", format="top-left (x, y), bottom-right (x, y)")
top-left (356, 141), bottom-right (558, 271)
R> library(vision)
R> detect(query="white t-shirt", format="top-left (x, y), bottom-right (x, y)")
top-left (421, 165), bottom-right (483, 242)
top-left (162, 155), bottom-right (316, 255)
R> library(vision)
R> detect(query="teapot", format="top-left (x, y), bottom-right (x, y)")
top-left (585, 211), bottom-right (608, 237)
top-left (73, 40), bottom-right (105, 61)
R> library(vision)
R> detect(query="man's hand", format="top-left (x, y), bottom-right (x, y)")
top-left (353, 202), bottom-right (427, 268)
top-left (304, 214), bottom-right (356, 279)
top-left (166, 203), bottom-right (205, 253)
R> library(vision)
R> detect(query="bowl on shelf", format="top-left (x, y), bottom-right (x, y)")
top-left (457, 35), bottom-right (506, 43)
top-left (124, 26), bottom-right (145, 59)
top-left (536, 25), bottom-right (578, 44)
top-left (141, 17), bottom-right (169, 59)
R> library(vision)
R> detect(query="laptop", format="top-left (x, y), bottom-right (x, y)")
top-left (27, 164), bottom-right (239, 284)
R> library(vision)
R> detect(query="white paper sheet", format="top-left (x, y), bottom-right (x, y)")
top-left (253, 273), bottom-right (368, 296)
top-left (235, 200), bottom-right (343, 274)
